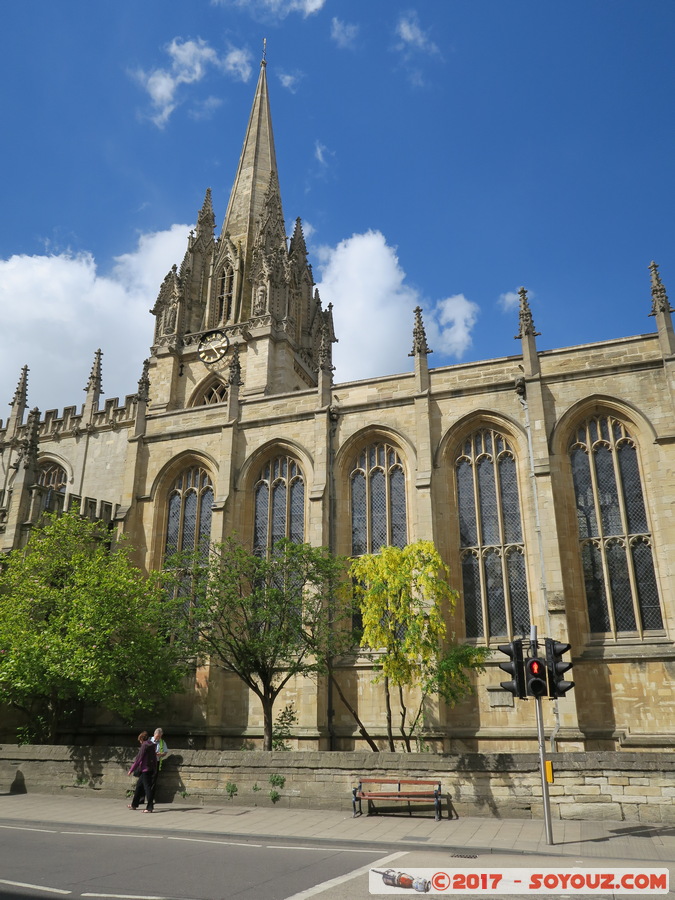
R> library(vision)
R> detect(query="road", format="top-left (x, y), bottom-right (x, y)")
top-left (0, 820), bottom-right (672, 900)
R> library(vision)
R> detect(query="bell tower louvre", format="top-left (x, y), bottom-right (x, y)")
top-left (147, 54), bottom-right (335, 410)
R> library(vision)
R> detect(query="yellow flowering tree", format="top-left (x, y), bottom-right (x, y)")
top-left (350, 540), bottom-right (490, 751)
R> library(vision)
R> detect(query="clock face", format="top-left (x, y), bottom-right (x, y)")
top-left (198, 330), bottom-right (229, 364)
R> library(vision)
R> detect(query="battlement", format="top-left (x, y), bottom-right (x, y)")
top-left (37, 394), bottom-right (138, 441)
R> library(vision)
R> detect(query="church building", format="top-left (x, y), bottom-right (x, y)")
top-left (1, 57), bottom-right (674, 752)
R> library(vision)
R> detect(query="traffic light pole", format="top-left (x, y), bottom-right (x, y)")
top-left (534, 691), bottom-right (554, 845)
top-left (530, 627), bottom-right (554, 846)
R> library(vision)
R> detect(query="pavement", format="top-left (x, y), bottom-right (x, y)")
top-left (0, 792), bottom-right (673, 864)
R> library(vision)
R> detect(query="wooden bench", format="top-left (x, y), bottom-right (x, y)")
top-left (352, 777), bottom-right (443, 821)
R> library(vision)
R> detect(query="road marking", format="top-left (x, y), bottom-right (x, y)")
top-left (167, 836), bottom-right (263, 847)
top-left (280, 851), bottom-right (407, 899)
top-left (0, 824), bottom-right (58, 833)
top-left (0, 879), bottom-right (70, 894)
top-left (267, 844), bottom-right (386, 854)
top-left (82, 895), bottom-right (169, 899)
top-left (59, 831), bottom-right (163, 839)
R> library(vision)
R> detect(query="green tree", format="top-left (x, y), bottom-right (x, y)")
top-left (349, 540), bottom-right (490, 751)
top-left (0, 512), bottom-right (188, 743)
top-left (173, 538), bottom-right (349, 751)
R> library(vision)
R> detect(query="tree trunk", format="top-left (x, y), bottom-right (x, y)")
top-left (398, 684), bottom-right (412, 752)
top-left (384, 677), bottom-right (395, 751)
top-left (261, 695), bottom-right (274, 751)
top-left (329, 673), bottom-right (379, 752)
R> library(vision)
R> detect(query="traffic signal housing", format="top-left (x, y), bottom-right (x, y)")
top-left (497, 639), bottom-right (525, 699)
top-left (545, 638), bottom-right (574, 698)
top-left (525, 657), bottom-right (548, 697)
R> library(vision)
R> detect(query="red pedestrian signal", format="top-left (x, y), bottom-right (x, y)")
top-left (525, 657), bottom-right (548, 697)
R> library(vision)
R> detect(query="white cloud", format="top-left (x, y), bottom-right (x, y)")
top-left (395, 11), bottom-right (439, 55)
top-left (211, 0), bottom-right (325, 18)
top-left (222, 47), bottom-right (253, 82)
top-left (0, 226), bottom-right (190, 415)
top-left (133, 38), bottom-right (252, 127)
top-left (315, 230), bottom-right (479, 381)
top-left (331, 17), bottom-right (359, 50)
top-left (427, 294), bottom-right (480, 358)
top-left (314, 140), bottom-right (329, 166)
top-left (498, 290), bottom-right (520, 311)
top-left (393, 11), bottom-right (441, 86)
top-left (278, 70), bottom-right (303, 93)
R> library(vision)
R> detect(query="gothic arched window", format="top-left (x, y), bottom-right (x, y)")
top-left (195, 379), bottom-right (228, 406)
top-left (455, 429), bottom-right (530, 640)
top-left (164, 466), bottom-right (213, 561)
top-left (350, 442), bottom-right (407, 556)
top-left (253, 455), bottom-right (305, 555)
top-left (569, 415), bottom-right (663, 637)
top-left (217, 265), bottom-right (234, 324)
top-left (37, 461), bottom-right (67, 513)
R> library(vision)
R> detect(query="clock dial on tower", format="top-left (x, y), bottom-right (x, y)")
top-left (197, 330), bottom-right (229, 364)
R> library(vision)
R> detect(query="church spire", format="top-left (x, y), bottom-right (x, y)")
top-left (221, 56), bottom-right (280, 250)
top-left (515, 286), bottom-right (540, 377)
top-left (7, 364), bottom-right (29, 437)
top-left (196, 187), bottom-right (215, 240)
top-left (648, 261), bottom-right (675, 357)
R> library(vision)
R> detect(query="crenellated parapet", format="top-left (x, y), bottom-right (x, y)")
top-left (27, 395), bottom-right (138, 442)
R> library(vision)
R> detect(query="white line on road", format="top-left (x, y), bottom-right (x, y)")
top-left (266, 844), bottom-right (386, 854)
top-left (59, 831), bottom-right (164, 839)
top-left (82, 895), bottom-right (170, 899)
top-left (167, 836), bottom-right (263, 847)
top-left (280, 851), bottom-right (407, 900)
top-left (0, 879), bottom-right (70, 894)
top-left (0, 824), bottom-right (58, 833)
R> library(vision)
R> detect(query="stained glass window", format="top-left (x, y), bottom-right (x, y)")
top-left (37, 462), bottom-right (67, 514)
top-left (197, 381), bottom-right (228, 406)
top-left (164, 466), bottom-right (213, 560)
top-left (569, 416), bottom-right (663, 636)
top-left (217, 265), bottom-right (234, 324)
top-left (350, 441), bottom-right (407, 555)
top-left (455, 429), bottom-right (529, 640)
top-left (253, 455), bottom-right (304, 554)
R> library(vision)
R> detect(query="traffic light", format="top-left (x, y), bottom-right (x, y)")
top-left (545, 638), bottom-right (574, 698)
top-left (497, 639), bottom-right (525, 699)
top-left (525, 657), bottom-right (548, 697)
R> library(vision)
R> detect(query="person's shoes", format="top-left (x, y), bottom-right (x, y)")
top-left (127, 805), bottom-right (137, 810)
top-left (143, 809), bottom-right (153, 813)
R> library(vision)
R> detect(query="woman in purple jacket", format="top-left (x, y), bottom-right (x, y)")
top-left (127, 731), bottom-right (157, 813)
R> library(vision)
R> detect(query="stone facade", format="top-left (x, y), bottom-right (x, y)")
top-left (2, 746), bottom-right (674, 824)
top-left (1, 60), bottom-right (674, 753)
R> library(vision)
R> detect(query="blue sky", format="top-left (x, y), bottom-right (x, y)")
top-left (2, 1), bottom-right (675, 414)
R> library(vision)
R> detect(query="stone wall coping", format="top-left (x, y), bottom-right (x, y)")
top-left (2, 746), bottom-right (673, 774)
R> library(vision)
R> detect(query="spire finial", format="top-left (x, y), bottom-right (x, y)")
top-left (10, 365), bottom-right (29, 409)
top-left (85, 349), bottom-right (104, 396)
top-left (515, 287), bottom-right (540, 339)
top-left (262, 37), bottom-right (267, 66)
top-left (228, 343), bottom-right (244, 386)
top-left (409, 306), bottom-right (432, 357)
top-left (648, 261), bottom-right (673, 316)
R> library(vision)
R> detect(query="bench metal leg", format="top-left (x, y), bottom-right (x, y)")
top-left (352, 787), bottom-right (361, 817)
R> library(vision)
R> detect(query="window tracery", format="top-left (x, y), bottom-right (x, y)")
top-left (37, 461), bottom-right (67, 514)
top-left (217, 265), bottom-right (234, 324)
top-left (455, 429), bottom-right (529, 640)
top-left (253, 455), bottom-right (305, 554)
top-left (350, 442), bottom-right (407, 556)
top-left (164, 466), bottom-right (213, 562)
top-left (569, 415), bottom-right (663, 636)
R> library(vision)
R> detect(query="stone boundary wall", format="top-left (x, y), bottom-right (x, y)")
top-left (1, 747), bottom-right (673, 824)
